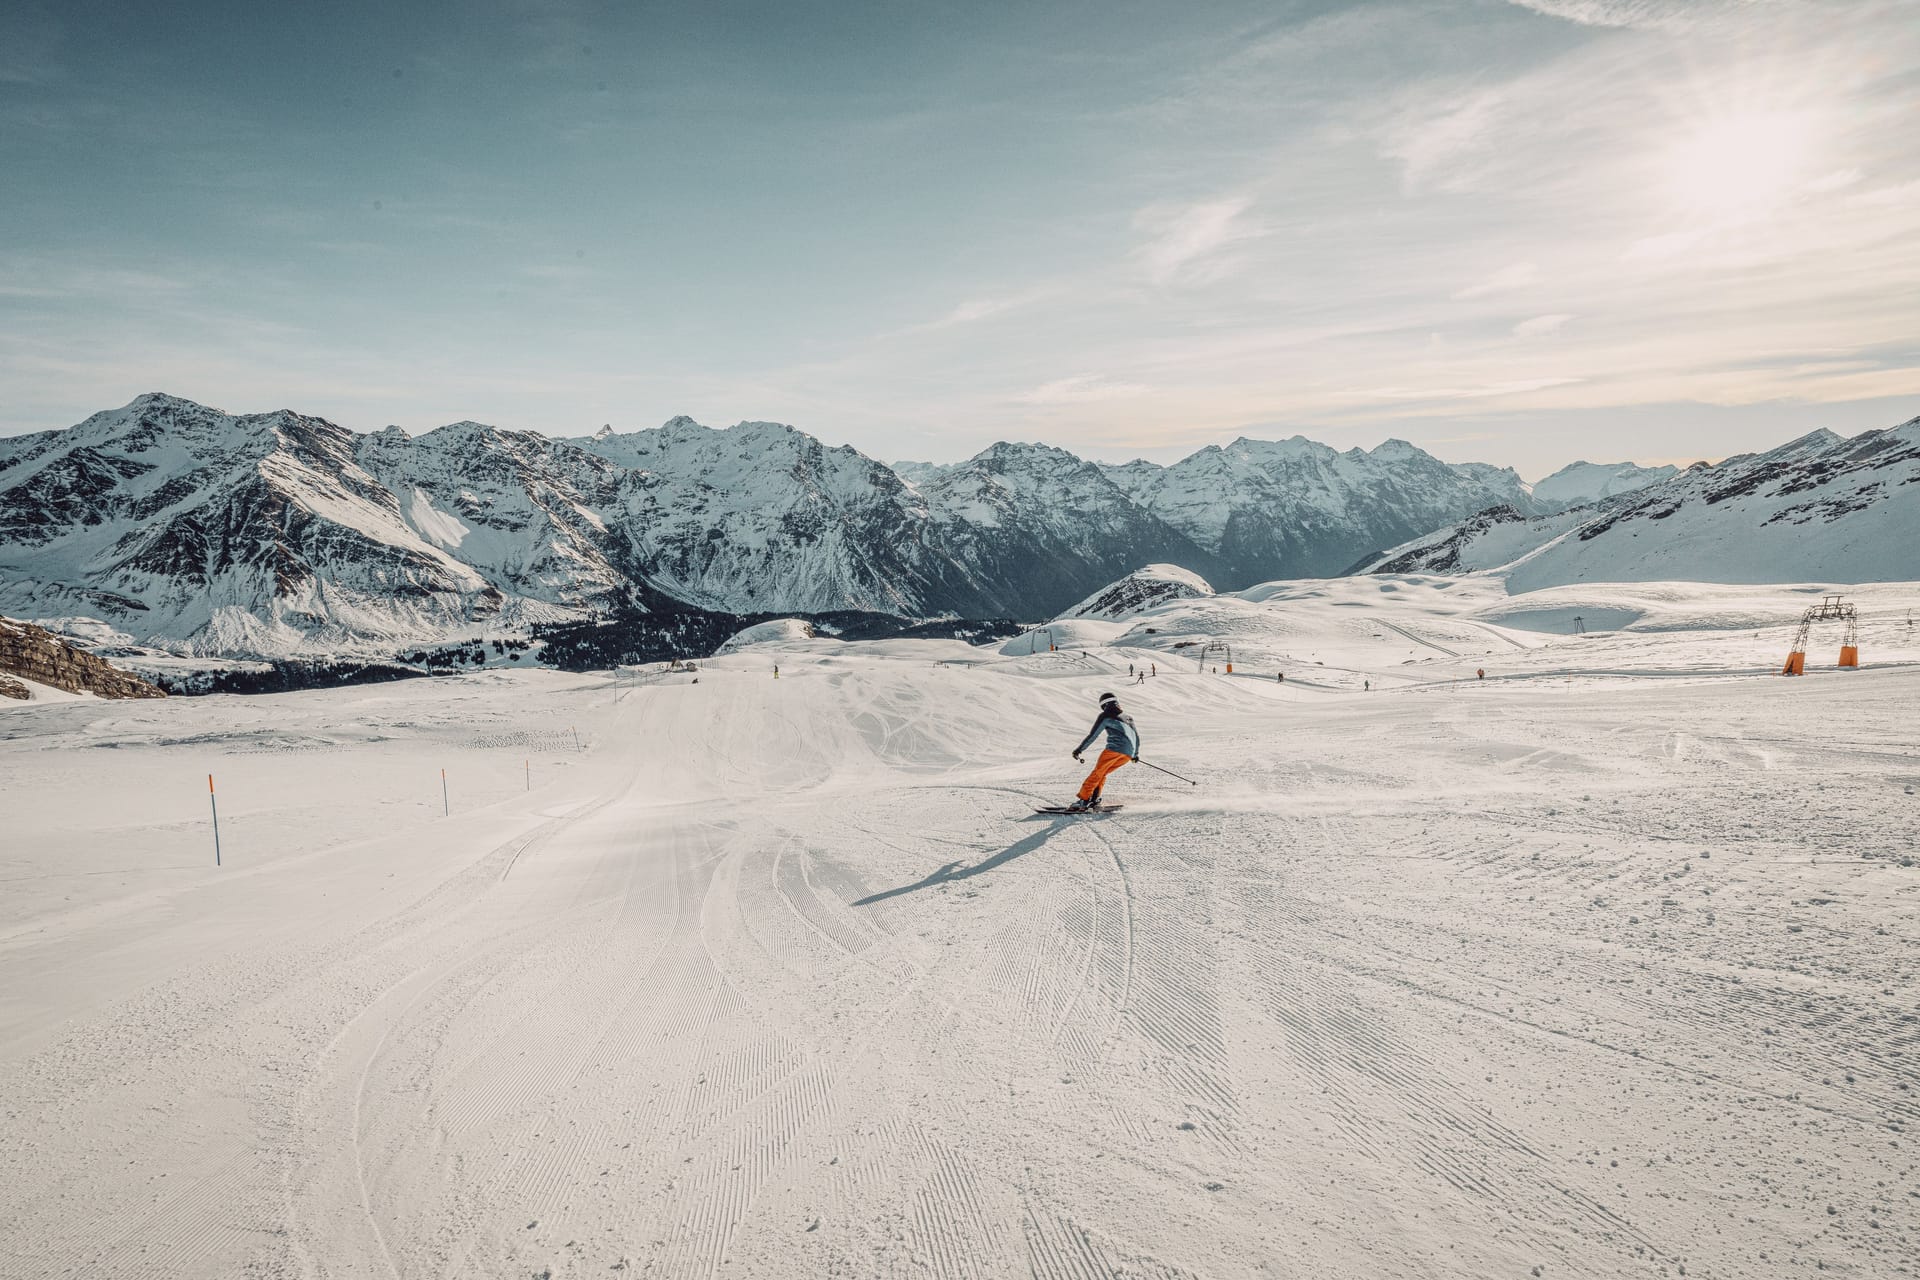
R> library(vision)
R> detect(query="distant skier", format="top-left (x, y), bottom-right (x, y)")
top-left (1067, 692), bottom-right (1140, 812)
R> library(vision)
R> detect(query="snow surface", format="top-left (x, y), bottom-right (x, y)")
top-left (3, 577), bottom-right (1918, 1276)
top-left (0, 671), bottom-right (90, 703)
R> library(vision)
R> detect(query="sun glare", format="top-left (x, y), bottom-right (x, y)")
top-left (1665, 109), bottom-right (1819, 224)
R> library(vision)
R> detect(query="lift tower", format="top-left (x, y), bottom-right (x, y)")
top-left (1781, 595), bottom-right (1859, 675)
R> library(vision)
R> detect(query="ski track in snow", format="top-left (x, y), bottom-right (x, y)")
top-left (1, 631), bottom-right (1918, 1279)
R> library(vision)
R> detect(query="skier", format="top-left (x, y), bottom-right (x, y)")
top-left (1067, 692), bottom-right (1140, 812)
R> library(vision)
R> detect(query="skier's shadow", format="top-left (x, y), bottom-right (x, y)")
top-left (853, 817), bottom-right (1070, 907)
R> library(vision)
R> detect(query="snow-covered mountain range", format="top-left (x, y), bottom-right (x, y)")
top-left (1352, 420), bottom-right (1920, 590)
top-left (0, 394), bottom-right (1583, 654)
top-left (1097, 436), bottom-right (1534, 580)
top-left (3, 392), bottom-right (1907, 656)
top-left (1529, 460), bottom-right (1681, 512)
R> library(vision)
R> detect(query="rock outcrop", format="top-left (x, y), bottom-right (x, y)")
top-left (0, 617), bottom-right (166, 699)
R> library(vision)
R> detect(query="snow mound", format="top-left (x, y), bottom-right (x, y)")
top-left (1058, 564), bottom-right (1214, 621)
top-left (716, 618), bottom-right (817, 653)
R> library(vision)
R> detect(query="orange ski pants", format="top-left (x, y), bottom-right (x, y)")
top-left (1077, 749), bottom-right (1132, 802)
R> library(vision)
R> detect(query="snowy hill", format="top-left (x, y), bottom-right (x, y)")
top-left (1101, 436), bottom-right (1534, 584)
top-left (1355, 420), bottom-right (1920, 591)
top-left (1529, 459), bottom-right (1680, 511)
top-left (1058, 564), bottom-right (1213, 621)
top-left (716, 617), bottom-right (817, 653)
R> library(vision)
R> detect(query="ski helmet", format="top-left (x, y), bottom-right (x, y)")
top-left (1098, 691), bottom-right (1117, 703)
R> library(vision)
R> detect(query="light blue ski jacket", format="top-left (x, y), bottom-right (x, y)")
top-left (1076, 711), bottom-right (1140, 758)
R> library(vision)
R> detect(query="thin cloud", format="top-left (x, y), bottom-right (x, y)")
top-left (1013, 375), bottom-right (1150, 405)
top-left (1132, 197), bottom-right (1262, 285)
top-left (1351, 377), bottom-right (1586, 402)
top-left (922, 288), bottom-right (1053, 330)
top-left (1381, 89), bottom-right (1506, 193)
top-left (1513, 313), bottom-right (1574, 337)
top-left (1454, 262), bottom-right (1542, 299)
top-left (1804, 168), bottom-right (1861, 195)
top-left (1504, 0), bottom-right (1756, 28)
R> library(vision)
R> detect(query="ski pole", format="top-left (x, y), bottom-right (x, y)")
top-left (1135, 757), bottom-right (1198, 787)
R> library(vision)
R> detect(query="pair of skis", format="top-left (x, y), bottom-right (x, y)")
top-left (1034, 755), bottom-right (1193, 815)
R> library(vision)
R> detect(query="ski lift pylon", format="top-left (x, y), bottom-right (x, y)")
top-left (1781, 595), bottom-right (1860, 675)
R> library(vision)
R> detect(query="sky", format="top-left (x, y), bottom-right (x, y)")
top-left (2, 0), bottom-right (1918, 479)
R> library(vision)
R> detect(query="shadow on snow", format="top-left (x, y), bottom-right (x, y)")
top-left (853, 816), bottom-right (1078, 906)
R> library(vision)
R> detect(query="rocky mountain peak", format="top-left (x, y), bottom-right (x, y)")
top-left (1368, 438), bottom-right (1426, 462)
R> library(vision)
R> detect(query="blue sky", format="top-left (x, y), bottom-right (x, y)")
top-left (3, 0), bottom-right (1917, 477)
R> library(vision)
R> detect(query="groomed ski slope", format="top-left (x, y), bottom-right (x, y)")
top-left (3, 586), bottom-right (1919, 1278)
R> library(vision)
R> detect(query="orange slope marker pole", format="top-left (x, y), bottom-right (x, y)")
top-left (208, 774), bottom-right (221, 867)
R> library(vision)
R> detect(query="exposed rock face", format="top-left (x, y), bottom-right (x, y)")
top-left (0, 616), bottom-right (166, 698)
